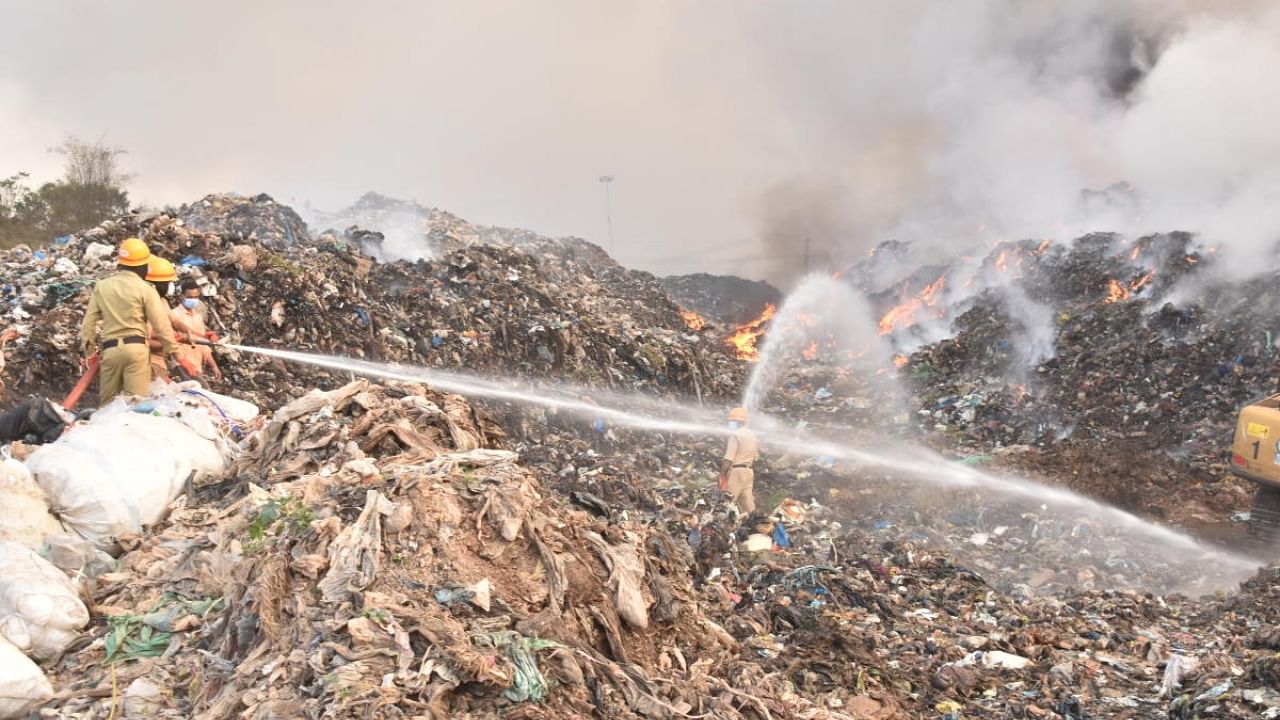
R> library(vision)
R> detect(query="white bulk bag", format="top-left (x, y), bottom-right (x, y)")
top-left (0, 457), bottom-right (63, 550)
top-left (0, 636), bottom-right (53, 720)
top-left (26, 406), bottom-right (225, 550)
top-left (0, 539), bottom-right (88, 661)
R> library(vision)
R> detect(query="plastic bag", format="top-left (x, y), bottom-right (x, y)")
top-left (0, 457), bottom-right (63, 550)
top-left (0, 635), bottom-right (53, 720)
top-left (26, 405), bottom-right (225, 550)
top-left (0, 539), bottom-right (89, 661)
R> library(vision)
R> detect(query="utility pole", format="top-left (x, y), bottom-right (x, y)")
top-left (598, 175), bottom-right (615, 255)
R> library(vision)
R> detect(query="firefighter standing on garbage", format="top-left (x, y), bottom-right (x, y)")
top-left (143, 256), bottom-right (202, 381)
top-left (171, 278), bottom-right (222, 379)
top-left (719, 406), bottom-right (759, 514)
top-left (79, 238), bottom-right (179, 404)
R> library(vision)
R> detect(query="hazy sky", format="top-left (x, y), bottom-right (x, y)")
top-left (2, 1), bottom-right (1277, 285)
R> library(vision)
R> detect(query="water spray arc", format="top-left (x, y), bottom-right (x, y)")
top-left (225, 342), bottom-right (1260, 591)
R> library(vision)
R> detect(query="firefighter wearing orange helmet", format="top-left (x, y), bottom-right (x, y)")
top-left (143, 256), bottom-right (201, 381)
top-left (78, 238), bottom-right (178, 404)
top-left (719, 406), bottom-right (760, 514)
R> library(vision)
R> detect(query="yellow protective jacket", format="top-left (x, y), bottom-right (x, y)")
top-left (80, 271), bottom-right (178, 356)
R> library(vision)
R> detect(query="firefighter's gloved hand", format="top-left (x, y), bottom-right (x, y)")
top-left (174, 331), bottom-right (188, 343)
top-left (204, 331), bottom-right (220, 343)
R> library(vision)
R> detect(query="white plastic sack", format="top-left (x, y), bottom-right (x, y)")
top-left (0, 636), bottom-right (52, 720)
top-left (172, 383), bottom-right (259, 423)
top-left (0, 539), bottom-right (88, 661)
top-left (0, 458), bottom-right (63, 550)
top-left (26, 406), bottom-right (225, 550)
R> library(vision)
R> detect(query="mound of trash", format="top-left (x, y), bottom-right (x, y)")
top-left (0, 195), bottom-right (742, 410)
top-left (310, 192), bottom-right (598, 262)
top-left (178, 193), bottom-right (310, 249)
top-left (0, 377), bottom-right (1268, 718)
top-left (661, 273), bottom-right (781, 326)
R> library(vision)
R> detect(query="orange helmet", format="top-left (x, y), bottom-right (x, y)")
top-left (117, 237), bottom-right (151, 267)
top-left (728, 407), bottom-right (748, 423)
top-left (146, 256), bottom-right (177, 282)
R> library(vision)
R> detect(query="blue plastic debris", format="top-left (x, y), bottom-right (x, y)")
top-left (32, 250), bottom-right (47, 261)
top-left (179, 255), bottom-right (208, 268)
top-left (432, 334), bottom-right (444, 348)
top-left (352, 308), bottom-right (370, 327)
top-left (874, 519), bottom-right (894, 530)
top-left (592, 416), bottom-right (606, 433)
top-left (772, 521), bottom-right (791, 548)
top-left (54, 235), bottom-right (72, 245)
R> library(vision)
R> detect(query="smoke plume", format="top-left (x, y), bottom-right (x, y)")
top-left (0, 1), bottom-right (1276, 286)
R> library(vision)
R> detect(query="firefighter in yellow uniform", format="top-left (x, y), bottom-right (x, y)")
top-left (720, 406), bottom-right (760, 514)
top-left (79, 238), bottom-right (179, 405)
top-left (143, 256), bottom-right (199, 381)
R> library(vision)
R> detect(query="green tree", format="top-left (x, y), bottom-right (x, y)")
top-left (0, 173), bottom-right (49, 247)
top-left (0, 137), bottom-right (132, 248)
top-left (44, 137), bottom-right (131, 235)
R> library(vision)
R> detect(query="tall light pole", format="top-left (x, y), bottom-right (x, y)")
top-left (598, 175), bottom-right (614, 255)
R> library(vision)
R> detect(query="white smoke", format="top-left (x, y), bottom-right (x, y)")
top-left (0, 1), bottom-right (1275, 284)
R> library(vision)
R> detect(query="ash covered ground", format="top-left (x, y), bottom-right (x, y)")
top-left (5, 193), bottom-right (1280, 718)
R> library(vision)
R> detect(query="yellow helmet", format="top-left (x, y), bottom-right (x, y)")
top-left (728, 407), bottom-right (748, 423)
top-left (117, 237), bottom-right (151, 267)
top-left (145, 256), bottom-right (177, 282)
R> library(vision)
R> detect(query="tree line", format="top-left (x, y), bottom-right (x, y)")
top-left (0, 137), bottom-right (131, 248)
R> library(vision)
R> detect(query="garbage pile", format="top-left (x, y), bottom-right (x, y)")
top-left (0, 376), bottom-right (1272, 718)
top-left (0, 382), bottom-right (255, 718)
top-left (866, 232), bottom-right (1278, 468)
top-left (310, 192), bottom-right (593, 262)
top-left (178, 193), bottom-right (310, 249)
top-left (29, 379), bottom-right (847, 719)
top-left (741, 232), bottom-right (1280, 526)
top-left (0, 195), bottom-right (743, 410)
top-left (661, 273), bottom-right (781, 326)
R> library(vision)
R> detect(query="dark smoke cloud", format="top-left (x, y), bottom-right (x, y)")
top-left (1, 1), bottom-right (1276, 287)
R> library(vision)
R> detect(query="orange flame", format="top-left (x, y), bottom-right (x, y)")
top-left (724, 304), bottom-right (776, 361)
top-left (920, 276), bottom-right (946, 304)
top-left (1130, 243), bottom-right (1143, 261)
top-left (893, 354), bottom-right (909, 368)
top-left (878, 276), bottom-right (946, 336)
top-left (995, 251), bottom-right (1009, 273)
top-left (679, 309), bottom-right (705, 331)
top-left (1129, 271), bottom-right (1154, 293)
top-left (1035, 239), bottom-right (1051, 254)
top-left (1185, 255), bottom-right (1199, 265)
top-left (802, 341), bottom-right (819, 361)
top-left (1105, 278), bottom-right (1131, 304)
top-left (878, 299), bottom-right (921, 336)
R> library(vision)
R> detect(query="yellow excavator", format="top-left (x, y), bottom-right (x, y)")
top-left (1230, 396), bottom-right (1280, 538)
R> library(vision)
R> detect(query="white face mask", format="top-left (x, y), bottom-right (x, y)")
top-left (728, 421), bottom-right (740, 430)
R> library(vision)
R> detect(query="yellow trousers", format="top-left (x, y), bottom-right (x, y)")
top-left (725, 468), bottom-right (756, 514)
top-left (99, 343), bottom-right (150, 405)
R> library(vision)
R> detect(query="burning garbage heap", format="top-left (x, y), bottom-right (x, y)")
top-left (0, 193), bottom-right (744, 410)
top-left (749, 232), bottom-right (1280, 480)
top-left (661, 272), bottom-right (782, 326)
top-left (1, 195), bottom-right (1280, 718)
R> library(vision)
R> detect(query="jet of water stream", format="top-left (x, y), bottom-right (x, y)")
top-left (225, 343), bottom-right (1261, 587)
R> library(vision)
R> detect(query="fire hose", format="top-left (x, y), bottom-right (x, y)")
top-left (61, 354), bottom-right (100, 410)
top-left (62, 335), bottom-right (227, 410)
